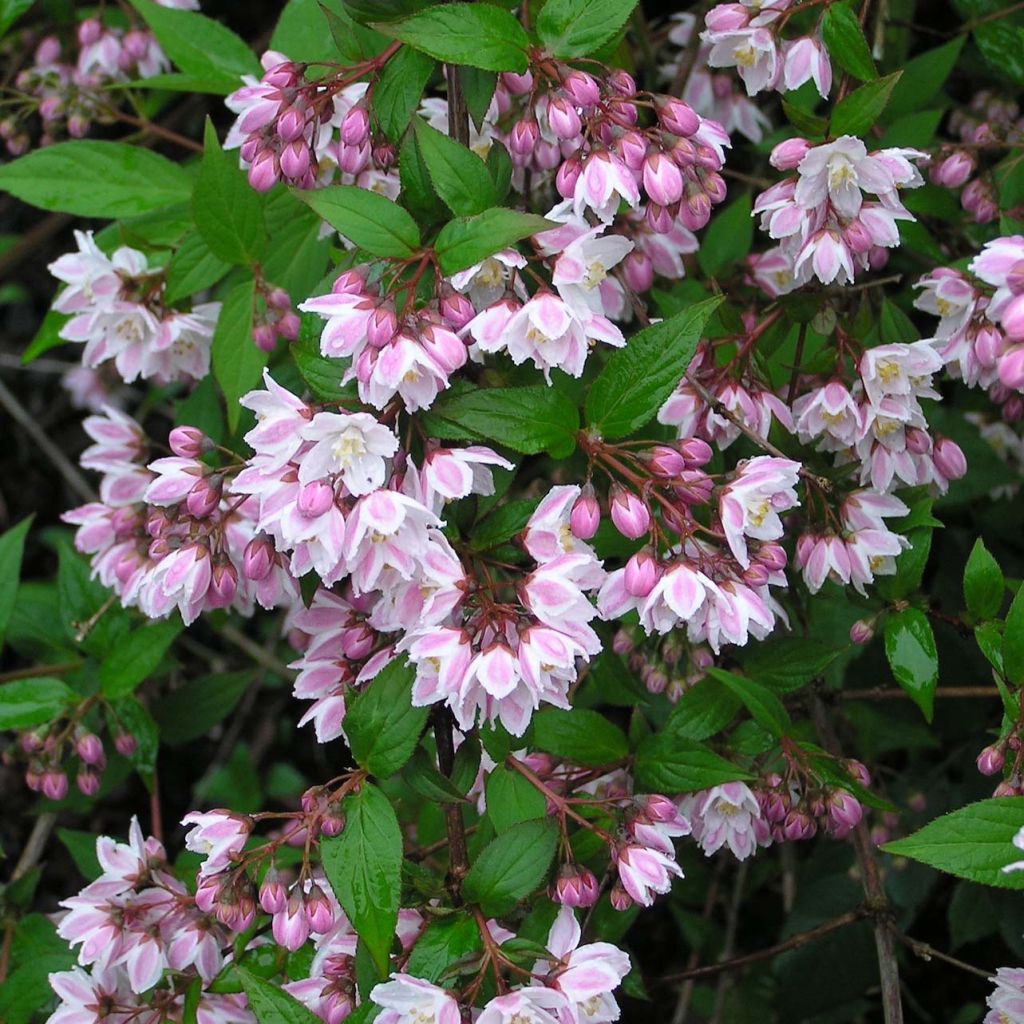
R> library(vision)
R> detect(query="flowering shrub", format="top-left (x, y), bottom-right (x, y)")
top-left (3, 0), bottom-right (1024, 1022)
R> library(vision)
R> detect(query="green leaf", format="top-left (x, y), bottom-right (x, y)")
top-left (531, 708), bottom-right (629, 766)
top-left (0, 142), bottom-right (191, 217)
top-left (964, 538), bottom-right (1005, 621)
top-left (108, 696), bottom-right (160, 787)
top-left (0, 0), bottom-right (34, 39)
top-left (884, 607), bottom-right (938, 721)
top-left (405, 915), bottom-right (482, 982)
top-left (263, 191), bottom-right (334, 299)
top-left (736, 637), bottom-right (841, 693)
top-left (1004, 584), bottom-right (1024, 686)
top-left (537, 0), bottom-right (639, 58)
top-left (974, 21), bottom-right (1024, 88)
top-left (153, 671), bottom-right (252, 745)
top-left (471, 499), bottom-right (538, 552)
top-left (876, 526), bottom-right (932, 601)
top-left (271, 0), bottom-right (387, 64)
top-left (194, 119), bottom-right (267, 266)
top-left (0, 515), bottom-right (32, 651)
top-left (399, 127), bottom-right (447, 225)
top-left (585, 297), bottom-right (722, 439)
top-left (696, 192), bottom-right (752, 277)
top-left (634, 733), bottom-right (752, 793)
top-left (412, 117), bottom-right (496, 216)
top-left (434, 208), bottom-right (554, 275)
top-left (485, 765), bottom-right (547, 832)
top-left (212, 278), bottom-right (264, 434)
top-left (128, 0), bottom-right (260, 93)
top-left (22, 308), bottom-right (71, 364)
top-left (379, 3), bottom-right (530, 73)
top-left (374, 46), bottom-right (437, 142)
top-left (661, 678), bottom-right (741, 741)
top-left (165, 233), bottom-right (231, 305)
top-left (238, 967), bottom-right (324, 1024)
top-left (0, 678), bottom-right (76, 730)
top-left (782, 99), bottom-right (828, 138)
top-left (463, 819), bottom-right (558, 916)
top-left (886, 37), bottom-right (964, 118)
top-left (345, 657), bottom-right (428, 778)
top-left (321, 783), bottom-right (403, 976)
top-left (883, 797), bottom-right (1024, 889)
top-left (99, 619), bottom-right (181, 698)
top-left (296, 185), bottom-right (421, 258)
top-left (421, 384), bottom-right (579, 457)
top-left (821, 2), bottom-right (877, 81)
top-left (829, 72), bottom-right (902, 137)
top-left (462, 67), bottom-right (498, 132)
top-left (706, 668), bottom-right (791, 738)
top-left (57, 828), bottom-right (103, 882)
top-left (402, 746), bottom-right (470, 804)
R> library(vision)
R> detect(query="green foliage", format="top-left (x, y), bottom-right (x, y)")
top-left (212, 278), bottom-right (263, 433)
top-left (434, 208), bottom-right (554, 275)
top-left (296, 186), bottom-right (422, 257)
top-left (530, 708), bottom-right (629, 765)
top-left (822, 2), bottom-right (877, 82)
top-left (0, 677), bottom-right (76, 730)
top-left (536, 0), bottom-right (639, 59)
top-left (964, 538), bottom-right (1005, 621)
top-left (463, 819), bottom-right (559, 915)
top-left (412, 117), bottom-right (496, 215)
top-left (0, 516), bottom-right (31, 652)
top-left (830, 72), bottom-right (902, 137)
top-left (884, 608), bottom-right (939, 720)
top-left (374, 47), bottom-right (437, 142)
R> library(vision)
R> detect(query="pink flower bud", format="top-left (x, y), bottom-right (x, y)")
top-left (341, 624), bottom-right (375, 660)
top-left (554, 866), bottom-right (601, 907)
top-left (704, 4), bottom-right (750, 31)
top-left (679, 189), bottom-right (712, 231)
top-left (169, 425), bottom-right (210, 460)
top-left (770, 137), bottom-right (812, 171)
top-left (977, 744), bottom-right (1005, 776)
top-left (845, 759), bottom-right (871, 787)
top-left (614, 130), bottom-right (648, 171)
top-left (243, 534), bottom-right (275, 581)
top-left (186, 475), bottom-right (222, 519)
top-left (75, 733), bottom-right (105, 767)
top-left (341, 106), bottom-right (370, 147)
top-left (673, 470), bottom-right (713, 506)
top-left (826, 790), bottom-right (863, 836)
top-left (624, 550), bottom-right (659, 597)
top-left (646, 202), bottom-right (675, 235)
top-left (305, 884), bottom-right (335, 934)
top-left (975, 324), bottom-right (1004, 366)
top-left (609, 485), bottom-right (651, 539)
top-left (78, 18), bottom-right (102, 45)
top-left (658, 97), bottom-right (700, 138)
top-left (115, 732), bottom-right (137, 756)
top-left (509, 118), bottom-right (540, 156)
top-left (273, 892), bottom-right (311, 951)
top-left (643, 152), bottom-right (684, 207)
top-left (561, 70), bottom-right (600, 109)
top-left (278, 312), bottom-right (301, 341)
top-left (556, 156), bottom-right (582, 198)
top-left (280, 139), bottom-right (312, 181)
top-left (76, 768), bottom-right (101, 797)
top-left (547, 95), bottom-right (582, 140)
top-left (319, 812), bottom-right (345, 837)
top-left (297, 480), bottom-right (335, 518)
top-left (338, 139), bottom-right (371, 175)
top-left (609, 882), bottom-right (633, 911)
top-left (904, 426), bottom-right (931, 455)
top-left (208, 561), bottom-right (238, 609)
top-left (277, 107), bottom-right (308, 144)
top-left (931, 150), bottom-right (975, 188)
top-left (849, 619), bottom-right (875, 645)
top-left (67, 115), bottom-right (90, 140)
top-left (645, 444), bottom-right (686, 478)
top-left (440, 292), bottom-right (475, 330)
top-left (933, 437), bottom-right (967, 480)
top-left (260, 870), bottom-right (288, 914)
top-left (742, 563), bottom-right (770, 586)
top-left (35, 35), bottom-right (61, 65)
top-left (782, 809), bottom-right (816, 841)
top-left (501, 69), bottom-right (534, 95)
top-left (419, 325), bottom-right (467, 373)
top-left (622, 251), bottom-right (654, 293)
top-left (248, 149), bottom-right (280, 192)
top-left (41, 768), bottom-right (68, 801)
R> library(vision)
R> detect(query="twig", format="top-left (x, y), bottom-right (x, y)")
top-left (810, 697), bottom-right (904, 1024)
top-left (889, 927), bottom-right (993, 981)
top-left (671, 859), bottom-right (724, 1024)
top-left (434, 708), bottom-right (470, 902)
top-left (684, 373), bottom-right (791, 461)
top-left (0, 375), bottom-right (96, 503)
top-left (219, 624), bottom-right (294, 679)
top-left (711, 861), bottom-right (748, 1023)
top-left (839, 686), bottom-right (1001, 701)
top-left (0, 661), bottom-right (83, 684)
top-left (669, 1), bottom-right (707, 97)
top-left (662, 908), bottom-right (868, 984)
top-left (9, 812), bottom-right (56, 884)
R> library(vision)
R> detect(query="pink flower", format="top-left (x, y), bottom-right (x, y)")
top-left (181, 810), bottom-right (251, 876)
top-left (682, 782), bottom-right (768, 860)
top-left (298, 412), bottom-right (398, 495)
top-left (477, 988), bottom-right (568, 1024)
top-left (704, 27), bottom-right (780, 96)
top-left (370, 974), bottom-right (461, 1024)
top-left (616, 844), bottom-right (683, 906)
top-left (782, 36), bottom-right (831, 98)
top-left (573, 151), bottom-right (640, 222)
top-left (984, 967), bottom-right (1024, 1023)
top-left (719, 455), bottom-right (801, 568)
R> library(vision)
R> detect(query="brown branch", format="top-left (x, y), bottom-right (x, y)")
top-left (661, 908), bottom-right (868, 984)
top-left (810, 697), bottom-right (904, 1024)
top-left (433, 708), bottom-right (470, 902)
top-left (889, 927), bottom-right (993, 981)
top-left (838, 686), bottom-right (1001, 701)
top-left (0, 661), bottom-right (83, 685)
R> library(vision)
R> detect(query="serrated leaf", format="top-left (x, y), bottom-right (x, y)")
top-left (822, 2), bottom-right (877, 81)
top-left (238, 967), bottom-right (324, 1024)
top-left (883, 797), bottom-right (1024, 889)
top-left (378, 3), bottom-right (530, 73)
top-left (697, 193), bottom-right (752, 277)
top-left (585, 297), bottom-right (722, 439)
top-left (662, 678), bottom-right (741, 741)
top-left (531, 708), bottom-right (629, 766)
top-left (485, 765), bottom-right (546, 832)
top-left (1004, 585), bottom-right (1024, 686)
top-left (706, 668), bottom-right (791, 738)
top-left (0, 142), bottom-right (191, 217)
top-left (321, 783), bottom-right (403, 976)
top-left (434, 208), bottom-right (554, 275)
top-left (463, 819), bottom-right (558, 915)
top-left (404, 915), bottom-right (482, 982)
top-left (374, 46), bottom-right (436, 142)
top-left (633, 733), bottom-right (752, 793)
top-left (0, 515), bottom-right (32, 651)
top-left (345, 657), bottom-right (428, 778)
top-left (193, 119), bottom-right (267, 266)
top-left (829, 72), bottom-right (902, 137)
top-left (0, 677), bottom-right (76, 730)
top-left (887, 36), bottom-right (964, 118)
top-left (296, 185), bottom-right (421, 257)
top-left (152, 671), bottom-right (253, 745)
top-left (884, 607), bottom-right (938, 720)
top-left (165, 232), bottom-right (230, 305)
top-left (99, 619), bottom-right (181, 698)
top-left (212, 278), bottom-right (264, 434)
top-left (537, 0), bottom-right (638, 58)
top-left (412, 117), bottom-right (496, 216)
top-left (964, 538), bottom-right (1005, 621)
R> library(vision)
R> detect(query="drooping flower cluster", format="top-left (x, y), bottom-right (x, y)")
top-left (754, 135), bottom-right (926, 287)
top-left (49, 231), bottom-right (220, 385)
top-left (701, 0), bottom-right (833, 99)
top-left (63, 410), bottom-right (297, 624)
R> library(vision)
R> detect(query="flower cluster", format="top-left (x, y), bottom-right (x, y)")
top-left (702, 0), bottom-right (832, 99)
top-left (753, 135), bottom-right (925, 287)
top-left (49, 231), bottom-right (219, 385)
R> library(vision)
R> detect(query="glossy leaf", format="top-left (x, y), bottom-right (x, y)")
top-left (212, 278), bottom-right (264, 434)
top-left (537, 0), bottom-right (639, 59)
top-left (463, 819), bottom-right (558, 915)
top-left (884, 608), bottom-right (939, 720)
top-left (296, 185), bottom-right (421, 257)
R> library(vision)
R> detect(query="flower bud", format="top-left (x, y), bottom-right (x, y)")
top-left (341, 106), bottom-right (370, 147)
top-left (622, 251), bottom-right (654, 293)
top-left (658, 97), bottom-right (700, 137)
top-left (76, 768), bottom-right (101, 797)
top-left (501, 69), bottom-right (533, 95)
top-left (75, 733), bottom-right (105, 767)
top-left (169, 425), bottom-right (211, 459)
top-left (277, 106), bottom-right (308, 144)
top-left (561, 70), bottom-right (600, 109)
top-left (569, 486), bottom-right (601, 540)
top-left (297, 480), bottom-right (335, 518)
top-left (977, 744), bottom-right (1005, 776)
top-left (849, 619), bottom-right (875, 645)
top-left (624, 549), bottom-right (659, 597)
top-left (272, 891), bottom-right (311, 951)
top-left (115, 732), bottom-right (138, 757)
top-left (243, 534), bottom-right (275, 581)
top-left (645, 444), bottom-right (686, 478)
top-left (609, 485), bottom-right (651, 539)
top-left (186, 475), bottom-right (222, 519)
top-left (41, 768), bottom-right (68, 801)
top-left (933, 437), bottom-right (967, 480)
top-left (769, 137), bottom-right (812, 171)
top-left (609, 882), bottom-right (633, 912)
top-left (554, 865), bottom-right (601, 908)
top-left (556, 156), bottom-right (583, 199)
top-left (547, 95), bottom-right (582, 140)
top-left (248, 148), bottom-right (280, 192)
top-left (305, 883), bottom-right (335, 934)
